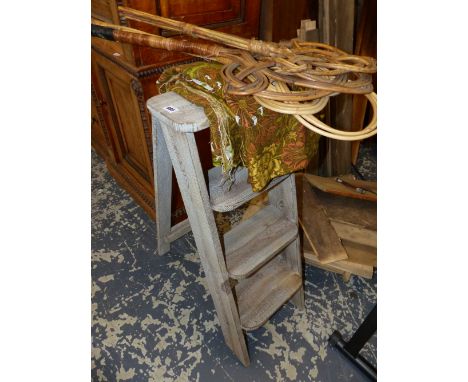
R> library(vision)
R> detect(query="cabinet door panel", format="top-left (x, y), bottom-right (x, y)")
top-left (107, 74), bottom-right (147, 174)
top-left (94, 56), bottom-right (154, 189)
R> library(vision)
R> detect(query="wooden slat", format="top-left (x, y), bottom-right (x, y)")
top-left (303, 239), bottom-right (374, 279)
top-left (298, 179), bottom-right (348, 264)
top-left (340, 174), bottom-right (377, 194)
top-left (304, 173), bottom-right (377, 202)
top-left (342, 240), bottom-right (377, 268)
top-left (307, 183), bottom-right (376, 231)
top-left (225, 205), bottom-right (298, 280)
top-left (330, 220), bottom-right (377, 248)
top-left (166, 218), bottom-right (192, 242)
top-left (236, 258), bottom-right (302, 331)
top-left (302, 249), bottom-right (346, 276)
top-left (209, 166), bottom-right (287, 212)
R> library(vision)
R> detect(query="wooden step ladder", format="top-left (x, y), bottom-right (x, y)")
top-left (147, 91), bottom-right (304, 366)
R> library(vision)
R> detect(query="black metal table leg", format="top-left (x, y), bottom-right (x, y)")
top-left (329, 305), bottom-right (377, 381)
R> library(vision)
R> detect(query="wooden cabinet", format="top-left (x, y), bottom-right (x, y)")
top-left (91, 0), bottom-right (261, 220)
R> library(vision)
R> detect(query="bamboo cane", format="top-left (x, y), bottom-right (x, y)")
top-left (118, 6), bottom-right (292, 57)
top-left (91, 20), bottom-right (233, 64)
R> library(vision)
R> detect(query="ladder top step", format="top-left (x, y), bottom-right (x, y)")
top-left (147, 92), bottom-right (210, 133)
top-left (209, 166), bottom-right (288, 212)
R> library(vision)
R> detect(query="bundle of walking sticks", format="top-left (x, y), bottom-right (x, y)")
top-left (92, 7), bottom-right (377, 141)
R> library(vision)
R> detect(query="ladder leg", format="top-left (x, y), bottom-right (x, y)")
top-left (268, 174), bottom-right (305, 310)
top-left (152, 117), bottom-right (173, 255)
top-left (285, 238), bottom-right (305, 309)
top-left (160, 125), bottom-right (250, 366)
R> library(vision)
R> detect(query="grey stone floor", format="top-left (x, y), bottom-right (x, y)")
top-left (354, 137), bottom-right (377, 182)
top-left (91, 145), bottom-right (377, 381)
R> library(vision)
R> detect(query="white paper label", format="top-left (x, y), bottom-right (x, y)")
top-left (163, 105), bottom-right (178, 113)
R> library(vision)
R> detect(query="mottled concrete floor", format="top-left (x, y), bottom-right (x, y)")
top-left (92, 144), bottom-right (377, 382)
top-left (354, 137), bottom-right (377, 182)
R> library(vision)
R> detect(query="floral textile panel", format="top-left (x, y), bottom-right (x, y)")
top-left (157, 62), bottom-right (319, 192)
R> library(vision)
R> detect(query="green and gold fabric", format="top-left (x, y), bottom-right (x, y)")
top-left (157, 61), bottom-right (319, 192)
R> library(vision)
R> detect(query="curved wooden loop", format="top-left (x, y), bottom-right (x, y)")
top-left (252, 80), bottom-right (377, 141)
top-left (295, 93), bottom-right (377, 141)
top-left (254, 94), bottom-right (329, 115)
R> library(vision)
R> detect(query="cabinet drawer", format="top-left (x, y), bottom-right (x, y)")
top-left (159, 0), bottom-right (243, 27)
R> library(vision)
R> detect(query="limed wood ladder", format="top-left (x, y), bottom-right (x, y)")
top-left (147, 91), bottom-right (304, 366)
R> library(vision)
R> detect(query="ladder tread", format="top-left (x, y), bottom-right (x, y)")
top-left (224, 205), bottom-right (298, 280)
top-left (236, 258), bottom-right (302, 331)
